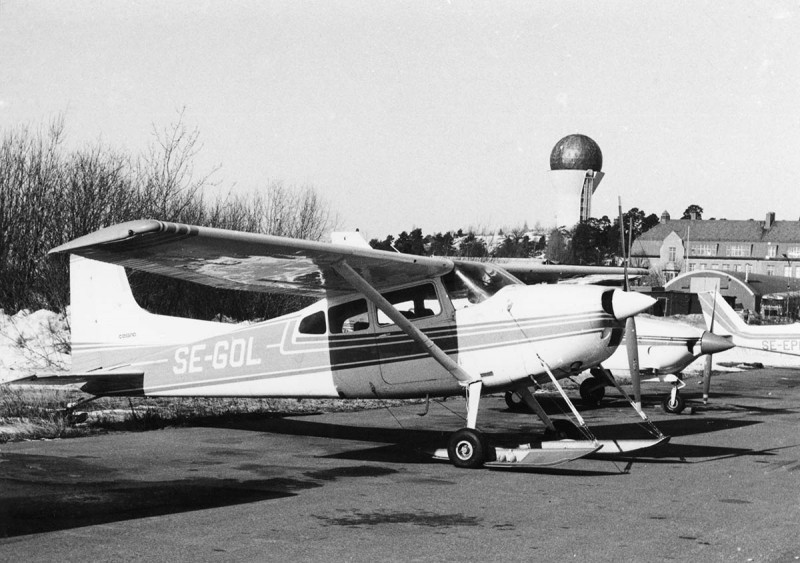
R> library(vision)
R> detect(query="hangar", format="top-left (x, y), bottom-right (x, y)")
top-left (665, 270), bottom-right (800, 319)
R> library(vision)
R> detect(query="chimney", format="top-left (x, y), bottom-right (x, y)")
top-left (765, 211), bottom-right (776, 229)
top-left (660, 210), bottom-right (671, 223)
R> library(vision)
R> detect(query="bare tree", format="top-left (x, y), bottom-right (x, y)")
top-left (0, 112), bottom-right (337, 318)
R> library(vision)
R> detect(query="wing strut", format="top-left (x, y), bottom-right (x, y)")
top-left (331, 260), bottom-right (480, 388)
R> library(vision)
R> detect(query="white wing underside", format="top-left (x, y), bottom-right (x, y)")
top-left (51, 220), bottom-right (454, 297)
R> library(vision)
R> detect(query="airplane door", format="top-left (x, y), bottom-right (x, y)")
top-left (327, 298), bottom-right (384, 391)
top-left (374, 283), bottom-right (456, 387)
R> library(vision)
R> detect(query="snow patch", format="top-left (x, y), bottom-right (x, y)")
top-left (0, 309), bottom-right (69, 383)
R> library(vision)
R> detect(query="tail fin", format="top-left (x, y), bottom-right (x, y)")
top-left (697, 291), bottom-right (747, 337)
top-left (69, 255), bottom-right (231, 371)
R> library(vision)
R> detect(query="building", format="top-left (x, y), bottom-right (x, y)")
top-left (632, 211), bottom-right (800, 282)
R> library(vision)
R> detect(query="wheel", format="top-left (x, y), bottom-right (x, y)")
top-left (544, 418), bottom-right (583, 440)
top-left (447, 428), bottom-right (487, 469)
top-left (579, 377), bottom-right (605, 406)
top-left (504, 391), bottom-right (525, 411)
top-left (661, 393), bottom-right (686, 414)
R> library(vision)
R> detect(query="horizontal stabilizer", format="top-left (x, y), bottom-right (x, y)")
top-left (10, 372), bottom-right (145, 396)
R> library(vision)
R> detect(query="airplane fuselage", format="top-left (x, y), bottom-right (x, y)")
top-left (599, 317), bottom-right (707, 376)
top-left (88, 282), bottom-right (623, 400)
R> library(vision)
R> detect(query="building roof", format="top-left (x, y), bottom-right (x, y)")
top-left (637, 219), bottom-right (800, 244)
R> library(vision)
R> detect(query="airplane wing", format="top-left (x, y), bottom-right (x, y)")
top-left (50, 220), bottom-right (453, 297)
top-left (491, 261), bottom-right (650, 285)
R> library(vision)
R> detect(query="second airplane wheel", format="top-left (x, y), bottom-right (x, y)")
top-left (662, 393), bottom-right (686, 414)
top-left (579, 377), bottom-right (606, 406)
top-left (504, 391), bottom-right (525, 411)
top-left (447, 428), bottom-right (488, 469)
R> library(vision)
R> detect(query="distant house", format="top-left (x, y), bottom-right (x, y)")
top-left (631, 211), bottom-right (800, 282)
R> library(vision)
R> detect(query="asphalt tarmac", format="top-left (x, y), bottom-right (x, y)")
top-left (2, 368), bottom-right (800, 562)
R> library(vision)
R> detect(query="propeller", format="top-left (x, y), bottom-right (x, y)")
top-left (626, 316), bottom-right (642, 408)
top-left (702, 291), bottom-right (718, 404)
top-left (619, 198), bottom-right (643, 409)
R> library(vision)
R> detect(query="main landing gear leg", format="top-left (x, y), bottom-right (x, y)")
top-left (517, 386), bottom-right (557, 434)
top-left (447, 380), bottom-right (490, 469)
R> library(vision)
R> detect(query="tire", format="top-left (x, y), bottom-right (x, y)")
top-left (505, 391), bottom-right (525, 411)
top-left (662, 393), bottom-right (686, 414)
top-left (447, 428), bottom-right (487, 469)
top-left (545, 418), bottom-right (583, 440)
top-left (579, 377), bottom-right (606, 406)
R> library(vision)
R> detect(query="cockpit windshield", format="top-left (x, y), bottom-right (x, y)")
top-left (443, 261), bottom-right (521, 309)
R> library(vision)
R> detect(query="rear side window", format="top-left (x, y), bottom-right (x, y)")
top-left (329, 299), bottom-right (370, 334)
top-left (298, 311), bottom-right (326, 334)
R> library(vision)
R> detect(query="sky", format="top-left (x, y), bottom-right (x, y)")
top-left (2, 1), bottom-right (799, 240)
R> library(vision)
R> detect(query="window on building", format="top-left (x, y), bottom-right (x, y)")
top-left (721, 264), bottom-right (730, 271)
top-left (795, 267), bottom-right (800, 278)
top-left (767, 265), bottom-right (776, 276)
top-left (688, 263), bottom-right (696, 272)
top-left (734, 264), bottom-right (743, 272)
top-left (710, 264), bottom-right (720, 270)
top-left (727, 244), bottom-right (751, 257)
top-left (691, 243), bottom-right (717, 256)
top-left (699, 263), bottom-right (706, 270)
top-left (785, 266), bottom-right (792, 277)
top-left (786, 247), bottom-right (800, 259)
top-left (745, 263), bottom-right (753, 273)
top-left (668, 246), bottom-right (676, 262)
top-left (766, 244), bottom-right (777, 258)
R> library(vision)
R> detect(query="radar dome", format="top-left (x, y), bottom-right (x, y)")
top-left (550, 134), bottom-right (603, 171)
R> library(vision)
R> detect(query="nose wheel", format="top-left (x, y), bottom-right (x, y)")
top-left (661, 378), bottom-right (687, 414)
top-left (661, 393), bottom-right (686, 414)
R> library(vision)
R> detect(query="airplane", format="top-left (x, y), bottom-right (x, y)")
top-left (695, 290), bottom-right (800, 403)
top-left (698, 291), bottom-right (800, 357)
top-left (13, 219), bottom-right (662, 469)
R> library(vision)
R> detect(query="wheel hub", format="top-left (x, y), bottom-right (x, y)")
top-left (455, 441), bottom-right (474, 460)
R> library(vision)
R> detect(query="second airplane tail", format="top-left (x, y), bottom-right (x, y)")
top-left (697, 291), bottom-right (747, 337)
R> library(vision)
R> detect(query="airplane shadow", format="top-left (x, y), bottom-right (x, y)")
top-left (193, 411), bottom-right (766, 471)
top-left (0, 452), bottom-right (317, 538)
top-left (505, 392), bottom-right (800, 418)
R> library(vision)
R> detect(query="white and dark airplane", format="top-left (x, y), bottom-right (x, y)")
top-left (571, 316), bottom-right (733, 414)
top-left (499, 262), bottom-right (733, 414)
top-left (16, 219), bottom-right (663, 469)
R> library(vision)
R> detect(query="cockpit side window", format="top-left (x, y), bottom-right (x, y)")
top-left (443, 262), bottom-right (519, 309)
top-left (377, 283), bottom-right (442, 325)
top-left (329, 299), bottom-right (370, 334)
